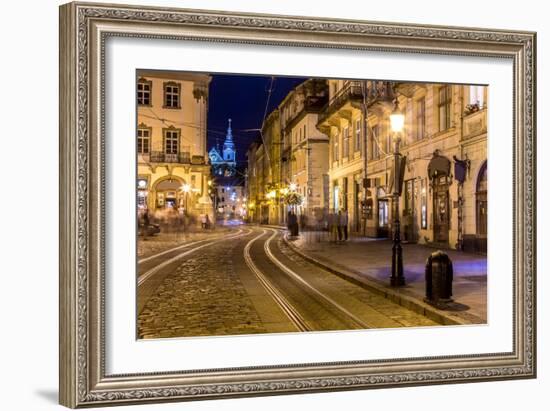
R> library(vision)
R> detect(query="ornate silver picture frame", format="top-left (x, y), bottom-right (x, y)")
top-left (59, 1), bottom-right (536, 408)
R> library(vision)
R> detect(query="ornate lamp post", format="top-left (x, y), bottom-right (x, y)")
top-left (389, 99), bottom-right (406, 287)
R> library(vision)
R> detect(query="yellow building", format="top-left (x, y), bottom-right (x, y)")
top-left (246, 141), bottom-right (269, 223)
top-left (261, 110), bottom-right (283, 225)
top-left (317, 80), bottom-right (487, 252)
top-left (136, 71), bottom-right (213, 221)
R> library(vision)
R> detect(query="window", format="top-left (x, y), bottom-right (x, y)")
top-left (354, 119), bottom-right (361, 152)
top-left (415, 97), bottom-right (426, 140)
top-left (378, 200), bottom-right (389, 227)
top-left (303, 124), bottom-right (307, 140)
top-left (438, 85), bottom-right (452, 131)
top-left (385, 130), bottom-right (391, 155)
top-left (137, 79), bottom-right (151, 105)
top-left (333, 133), bottom-right (339, 162)
top-left (404, 180), bottom-right (414, 216)
top-left (164, 82), bottom-right (180, 108)
top-left (164, 129), bottom-right (179, 154)
top-left (137, 127), bottom-right (150, 154)
top-left (343, 126), bottom-right (350, 157)
top-left (371, 124), bottom-right (380, 159)
top-left (469, 85), bottom-right (485, 108)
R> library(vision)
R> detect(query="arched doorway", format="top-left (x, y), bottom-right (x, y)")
top-left (428, 152), bottom-right (452, 245)
top-left (153, 177), bottom-right (185, 210)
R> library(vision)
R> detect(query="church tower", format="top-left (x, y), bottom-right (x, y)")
top-left (209, 118), bottom-right (237, 177)
top-left (222, 118), bottom-right (236, 163)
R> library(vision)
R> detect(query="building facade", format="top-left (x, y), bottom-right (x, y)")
top-left (317, 79), bottom-right (487, 252)
top-left (213, 177), bottom-right (246, 220)
top-left (136, 71), bottom-right (213, 221)
top-left (279, 79), bottom-right (329, 225)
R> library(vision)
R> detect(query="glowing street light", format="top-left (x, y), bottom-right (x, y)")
top-left (389, 98), bottom-right (405, 287)
top-left (289, 182), bottom-right (297, 191)
top-left (390, 99), bottom-right (405, 134)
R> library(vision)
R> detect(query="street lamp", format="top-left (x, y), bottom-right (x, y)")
top-left (389, 98), bottom-right (406, 287)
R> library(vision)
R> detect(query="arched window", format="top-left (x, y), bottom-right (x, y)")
top-left (476, 162), bottom-right (488, 236)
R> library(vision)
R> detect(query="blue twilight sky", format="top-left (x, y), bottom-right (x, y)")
top-left (206, 74), bottom-right (307, 165)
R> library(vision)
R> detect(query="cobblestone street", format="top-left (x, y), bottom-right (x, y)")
top-left (138, 237), bottom-right (268, 338)
top-left (137, 226), bottom-right (442, 339)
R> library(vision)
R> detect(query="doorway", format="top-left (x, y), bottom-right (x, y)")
top-left (433, 175), bottom-right (450, 244)
top-left (377, 199), bottom-right (389, 238)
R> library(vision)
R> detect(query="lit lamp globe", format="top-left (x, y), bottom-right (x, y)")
top-left (389, 100), bottom-right (405, 134)
top-left (181, 183), bottom-right (191, 193)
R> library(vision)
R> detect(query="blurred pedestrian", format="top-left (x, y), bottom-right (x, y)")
top-left (328, 212), bottom-right (337, 243)
top-left (341, 209), bottom-right (348, 241)
top-left (289, 212), bottom-right (299, 236)
top-left (337, 209), bottom-right (348, 242)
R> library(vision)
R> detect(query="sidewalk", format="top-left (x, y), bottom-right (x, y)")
top-left (284, 231), bottom-right (487, 325)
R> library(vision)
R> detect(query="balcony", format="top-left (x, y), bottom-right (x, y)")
top-left (462, 108), bottom-right (487, 140)
top-left (283, 95), bottom-right (328, 131)
top-left (149, 151), bottom-right (192, 164)
top-left (318, 80), bottom-right (395, 125)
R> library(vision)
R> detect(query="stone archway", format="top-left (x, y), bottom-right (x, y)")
top-left (152, 176), bottom-right (186, 210)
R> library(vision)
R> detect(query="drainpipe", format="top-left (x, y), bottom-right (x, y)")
top-left (361, 80), bottom-right (369, 237)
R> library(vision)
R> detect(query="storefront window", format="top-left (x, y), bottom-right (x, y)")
top-left (378, 200), bottom-right (388, 227)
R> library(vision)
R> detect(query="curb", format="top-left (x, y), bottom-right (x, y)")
top-left (282, 235), bottom-right (481, 326)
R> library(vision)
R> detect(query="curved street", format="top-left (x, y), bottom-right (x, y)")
top-left (137, 225), bottom-right (437, 339)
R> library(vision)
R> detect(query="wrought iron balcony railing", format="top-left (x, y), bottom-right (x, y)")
top-left (148, 151), bottom-right (193, 164)
top-left (318, 80), bottom-right (395, 125)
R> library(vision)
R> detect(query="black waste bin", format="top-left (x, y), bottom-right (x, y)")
top-left (425, 250), bottom-right (453, 305)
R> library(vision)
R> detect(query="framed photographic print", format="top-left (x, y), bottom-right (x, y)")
top-left (59, 1), bottom-right (537, 408)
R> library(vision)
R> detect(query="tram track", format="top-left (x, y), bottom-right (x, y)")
top-left (137, 228), bottom-right (251, 287)
top-left (243, 230), bottom-right (311, 332)
top-left (263, 228), bottom-right (373, 330)
top-left (242, 227), bottom-right (373, 332)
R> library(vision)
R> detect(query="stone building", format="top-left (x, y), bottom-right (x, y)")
top-left (317, 79), bottom-right (487, 252)
top-left (261, 110), bottom-right (283, 225)
top-left (213, 176), bottom-right (246, 221)
top-left (246, 141), bottom-right (269, 224)
top-left (136, 70), bottom-right (213, 220)
top-left (279, 79), bottom-right (329, 225)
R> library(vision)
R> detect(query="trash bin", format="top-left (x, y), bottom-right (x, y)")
top-left (425, 250), bottom-right (453, 306)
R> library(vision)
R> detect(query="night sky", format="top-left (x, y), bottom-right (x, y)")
top-left (207, 74), bottom-right (307, 165)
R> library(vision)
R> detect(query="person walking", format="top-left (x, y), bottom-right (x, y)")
top-left (327, 212), bottom-right (334, 242)
top-left (337, 210), bottom-right (343, 242)
top-left (290, 211), bottom-right (299, 237)
top-left (337, 209), bottom-right (348, 243)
